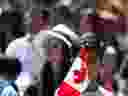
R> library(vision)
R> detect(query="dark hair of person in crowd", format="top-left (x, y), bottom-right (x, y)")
top-left (0, 56), bottom-right (21, 80)
top-left (40, 9), bottom-right (50, 29)
top-left (34, 0), bottom-right (59, 8)
top-left (50, 6), bottom-right (73, 28)
top-left (0, 0), bottom-right (25, 38)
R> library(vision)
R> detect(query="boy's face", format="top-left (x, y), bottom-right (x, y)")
top-left (47, 38), bottom-right (64, 64)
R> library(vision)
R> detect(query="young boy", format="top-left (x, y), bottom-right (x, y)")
top-left (0, 56), bottom-right (21, 96)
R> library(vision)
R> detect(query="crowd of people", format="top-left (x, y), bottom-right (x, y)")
top-left (0, 0), bottom-right (128, 96)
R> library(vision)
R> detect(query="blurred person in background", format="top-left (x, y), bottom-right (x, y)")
top-left (96, 0), bottom-right (126, 17)
top-left (5, 1), bottom-right (49, 96)
top-left (96, 0), bottom-right (125, 31)
top-left (0, 0), bottom-right (23, 53)
top-left (96, 0), bottom-right (125, 70)
top-left (112, 32), bottom-right (128, 96)
top-left (0, 56), bottom-right (21, 96)
top-left (0, 0), bottom-right (12, 13)
top-left (97, 31), bottom-right (128, 96)
top-left (95, 22), bottom-right (128, 96)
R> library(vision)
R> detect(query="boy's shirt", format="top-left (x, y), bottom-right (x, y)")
top-left (0, 80), bottom-right (17, 96)
top-left (6, 33), bottom-right (47, 79)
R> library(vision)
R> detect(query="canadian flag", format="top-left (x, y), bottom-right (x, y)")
top-left (54, 47), bottom-right (113, 96)
top-left (54, 48), bottom-right (89, 96)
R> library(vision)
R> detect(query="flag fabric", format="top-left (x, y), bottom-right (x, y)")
top-left (55, 48), bottom-right (89, 96)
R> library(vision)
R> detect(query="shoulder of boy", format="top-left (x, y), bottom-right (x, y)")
top-left (5, 37), bottom-right (24, 55)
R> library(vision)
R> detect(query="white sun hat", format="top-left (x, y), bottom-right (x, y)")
top-left (52, 24), bottom-right (80, 47)
top-left (35, 29), bottom-right (73, 48)
top-left (35, 24), bottom-right (80, 48)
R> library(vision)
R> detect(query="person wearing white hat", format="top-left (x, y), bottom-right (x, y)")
top-left (53, 30), bottom-right (97, 96)
top-left (33, 23), bottom-right (80, 96)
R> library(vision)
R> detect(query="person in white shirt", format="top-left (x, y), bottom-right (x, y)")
top-left (5, 7), bottom-right (49, 96)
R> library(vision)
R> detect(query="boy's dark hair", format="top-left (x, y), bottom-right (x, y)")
top-left (0, 56), bottom-right (21, 79)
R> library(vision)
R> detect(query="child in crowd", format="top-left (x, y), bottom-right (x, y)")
top-left (0, 56), bottom-right (21, 96)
